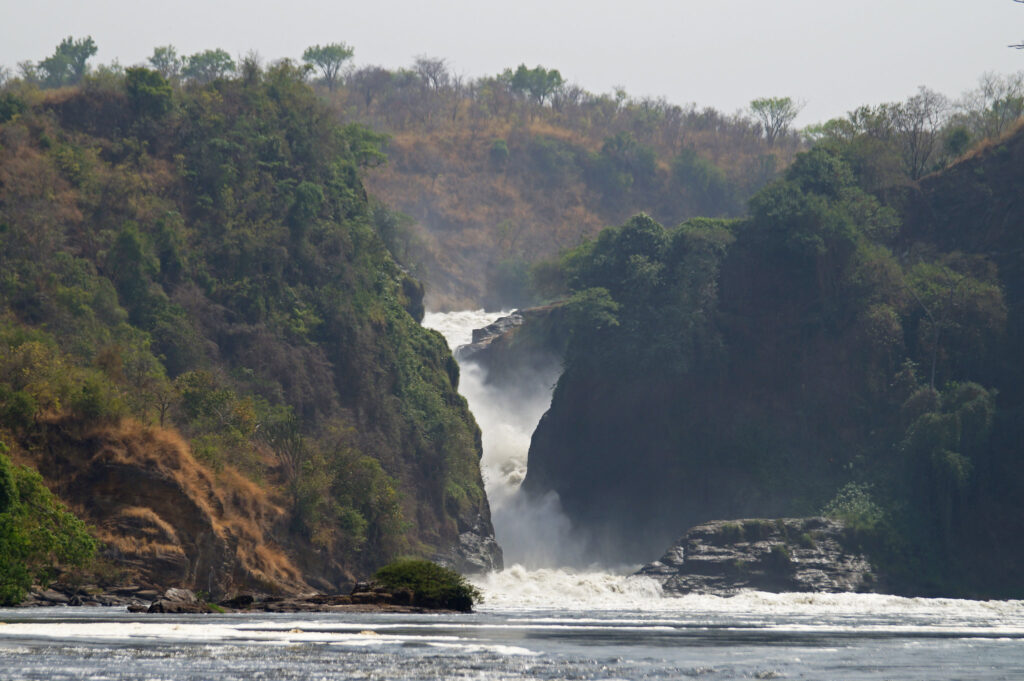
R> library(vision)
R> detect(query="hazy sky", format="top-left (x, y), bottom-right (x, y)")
top-left (4, 0), bottom-right (1023, 124)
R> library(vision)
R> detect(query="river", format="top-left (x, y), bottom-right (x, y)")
top-left (2, 590), bottom-right (1024, 680)
top-left (1, 310), bottom-right (1022, 679)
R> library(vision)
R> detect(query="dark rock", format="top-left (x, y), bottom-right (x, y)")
top-left (68, 595), bottom-right (85, 606)
top-left (350, 581), bottom-right (372, 595)
top-left (148, 599), bottom-right (210, 613)
top-left (635, 517), bottom-right (878, 596)
top-left (219, 594), bottom-right (254, 609)
top-left (351, 591), bottom-right (391, 605)
top-left (127, 603), bottom-right (148, 613)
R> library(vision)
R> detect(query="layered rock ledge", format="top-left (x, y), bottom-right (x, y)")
top-left (635, 517), bottom-right (879, 596)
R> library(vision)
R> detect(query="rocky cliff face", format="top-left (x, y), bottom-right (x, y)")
top-left (636, 518), bottom-right (878, 596)
top-left (455, 305), bottom-right (568, 387)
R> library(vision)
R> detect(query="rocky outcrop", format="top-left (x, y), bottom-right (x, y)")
top-left (636, 517), bottom-right (879, 596)
top-left (433, 514), bottom-right (503, 574)
top-left (455, 305), bottom-right (567, 386)
top-left (456, 311), bottom-right (526, 362)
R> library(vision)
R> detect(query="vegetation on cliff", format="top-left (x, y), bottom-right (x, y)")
top-left (0, 44), bottom-right (495, 594)
top-left (0, 445), bottom-right (96, 605)
top-left (524, 123), bottom-right (1024, 597)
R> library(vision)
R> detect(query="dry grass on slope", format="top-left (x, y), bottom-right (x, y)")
top-left (27, 417), bottom-right (308, 595)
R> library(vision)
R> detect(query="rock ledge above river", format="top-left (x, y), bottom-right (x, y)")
top-left (635, 517), bottom-right (879, 596)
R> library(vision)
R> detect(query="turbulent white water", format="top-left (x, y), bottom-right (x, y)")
top-left (423, 309), bottom-right (584, 569)
top-left (4, 595), bottom-right (1024, 681)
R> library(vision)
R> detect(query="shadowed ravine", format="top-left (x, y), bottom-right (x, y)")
top-left (423, 310), bottom-right (586, 569)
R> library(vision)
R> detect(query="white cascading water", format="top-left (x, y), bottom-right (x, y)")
top-left (422, 310), bottom-right (657, 605)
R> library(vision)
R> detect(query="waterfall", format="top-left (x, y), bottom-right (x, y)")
top-left (423, 310), bottom-right (584, 568)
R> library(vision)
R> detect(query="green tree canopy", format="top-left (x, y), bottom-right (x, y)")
top-left (37, 36), bottom-right (97, 88)
top-left (302, 43), bottom-right (354, 91)
top-left (182, 49), bottom-right (236, 85)
top-left (506, 64), bottom-right (564, 105)
top-left (148, 45), bottom-right (183, 80)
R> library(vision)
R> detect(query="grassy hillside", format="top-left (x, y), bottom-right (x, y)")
top-left (328, 67), bottom-right (802, 308)
top-left (0, 61), bottom-right (498, 596)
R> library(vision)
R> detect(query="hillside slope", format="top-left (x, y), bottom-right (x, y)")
top-left (0, 64), bottom-right (499, 595)
top-left (521, 130), bottom-right (1023, 597)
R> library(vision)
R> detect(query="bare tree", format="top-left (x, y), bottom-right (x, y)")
top-left (958, 72), bottom-right (1024, 139)
top-left (349, 65), bottom-right (392, 112)
top-left (893, 86), bottom-right (949, 179)
top-left (414, 56), bottom-right (449, 91)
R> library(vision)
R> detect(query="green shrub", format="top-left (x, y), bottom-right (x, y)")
top-left (372, 559), bottom-right (480, 612)
top-left (767, 543), bottom-right (792, 568)
top-left (721, 522), bottom-right (744, 542)
top-left (798, 532), bottom-right (816, 549)
top-left (822, 482), bottom-right (885, 530)
top-left (0, 451), bottom-right (97, 605)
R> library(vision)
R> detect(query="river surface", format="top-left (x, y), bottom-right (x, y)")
top-left (2, 581), bottom-right (1024, 680)
top-left (3, 310), bottom-right (1021, 679)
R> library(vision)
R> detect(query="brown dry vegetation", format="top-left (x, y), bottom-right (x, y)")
top-left (21, 417), bottom-right (306, 594)
top-left (333, 75), bottom-right (800, 308)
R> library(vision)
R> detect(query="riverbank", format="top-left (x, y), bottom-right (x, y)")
top-left (16, 583), bottom-right (462, 614)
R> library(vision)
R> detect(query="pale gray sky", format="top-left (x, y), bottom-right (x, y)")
top-left (3, 0), bottom-right (1023, 124)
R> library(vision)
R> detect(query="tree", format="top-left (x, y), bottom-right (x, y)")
top-left (413, 56), bottom-right (448, 91)
top-left (958, 72), bottom-right (1024, 139)
top-left (349, 66), bottom-right (391, 110)
top-left (892, 86), bottom-right (949, 180)
top-left (125, 68), bottom-right (173, 118)
top-left (0, 450), bottom-right (96, 606)
top-left (750, 96), bottom-right (804, 145)
top-left (182, 49), bottom-right (235, 85)
top-left (37, 36), bottom-right (97, 88)
top-left (148, 45), bottom-right (183, 80)
top-left (301, 43), bottom-right (353, 91)
top-left (506, 64), bottom-right (564, 105)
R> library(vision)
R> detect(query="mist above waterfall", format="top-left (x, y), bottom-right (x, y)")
top-left (423, 310), bottom-right (584, 568)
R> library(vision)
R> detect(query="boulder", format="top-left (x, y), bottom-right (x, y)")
top-left (635, 517), bottom-right (879, 596)
top-left (161, 588), bottom-right (198, 603)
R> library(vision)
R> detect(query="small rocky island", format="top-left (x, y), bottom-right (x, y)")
top-left (636, 517), bottom-right (879, 596)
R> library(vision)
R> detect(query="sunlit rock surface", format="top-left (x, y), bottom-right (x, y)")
top-left (636, 517), bottom-right (879, 596)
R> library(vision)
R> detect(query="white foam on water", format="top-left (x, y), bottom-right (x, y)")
top-left (471, 564), bottom-right (666, 611)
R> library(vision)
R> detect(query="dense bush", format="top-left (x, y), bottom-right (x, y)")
top-left (372, 559), bottom-right (480, 612)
